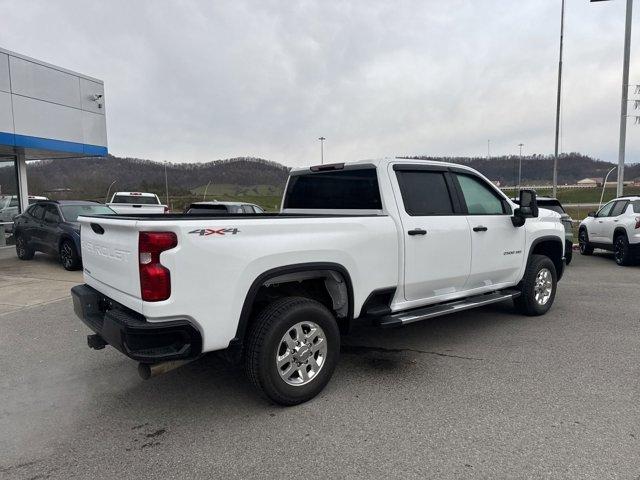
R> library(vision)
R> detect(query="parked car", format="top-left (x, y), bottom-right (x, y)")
top-left (13, 200), bottom-right (116, 270)
top-left (0, 195), bottom-right (49, 232)
top-left (71, 159), bottom-right (565, 405)
top-left (184, 201), bottom-right (265, 214)
top-left (107, 192), bottom-right (168, 215)
top-left (513, 196), bottom-right (574, 265)
top-left (579, 195), bottom-right (640, 266)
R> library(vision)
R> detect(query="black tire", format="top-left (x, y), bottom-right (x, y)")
top-left (514, 254), bottom-right (557, 316)
top-left (59, 239), bottom-right (81, 271)
top-left (613, 233), bottom-right (633, 266)
top-left (15, 234), bottom-right (34, 260)
top-left (565, 240), bottom-right (573, 266)
top-left (578, 228), bottom-right (593, 256)
top-left (245, 296), bottom-right (340, 406)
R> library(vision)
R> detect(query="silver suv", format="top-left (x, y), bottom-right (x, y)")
top-left (579, 196), bottom-right (640, 266)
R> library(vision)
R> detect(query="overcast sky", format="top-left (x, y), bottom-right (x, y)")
top-left (1, 0), bottom-right (639, 167)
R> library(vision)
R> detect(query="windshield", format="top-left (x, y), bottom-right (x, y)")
top-left (60, 205), bottom-right (115, 222)
top-left (112, 195), bottom-right (159, 205)
top-left (0, 196), bottom-right (10, 210)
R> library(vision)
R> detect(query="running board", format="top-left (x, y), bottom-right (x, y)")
top-left (376, 289), bottom-right (521, 328)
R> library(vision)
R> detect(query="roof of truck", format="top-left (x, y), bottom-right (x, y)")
top-left (290, 157), bottom-right (484, 175)
top-left (112, 192), bottom-right (158, 197)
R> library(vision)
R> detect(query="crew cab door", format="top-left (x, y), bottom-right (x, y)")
top-left (450, 172), bottom-right (525, 289)
top-left (390, 164), bottom-right (471, 302)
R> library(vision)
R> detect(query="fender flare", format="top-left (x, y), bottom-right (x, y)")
top-left (229, 262), bottom-right (354, 349)
top-left (527, 235), bottom-right (565, 281)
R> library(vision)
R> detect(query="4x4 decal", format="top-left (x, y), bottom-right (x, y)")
top-left (189, 228), bottom-right (240, 236)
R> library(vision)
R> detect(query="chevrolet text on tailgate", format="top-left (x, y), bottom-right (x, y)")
top-left (71, 158), bottom-right (565, 405)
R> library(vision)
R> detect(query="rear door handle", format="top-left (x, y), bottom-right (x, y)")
top-left (408, 228), bottom-right (427, 236)
top-left (473, 226), bottom-right (488, 232)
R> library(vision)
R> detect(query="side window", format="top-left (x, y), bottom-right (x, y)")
top-left (30, 204), bottom-right (45, 220)
top-left (455, 174), bottom-right (506, 215)
top-left (43, 205), bottom-right (61, 223)
top-left (254, 206), bottom-right (264, 213)
top-left (596, 201), bottom-right (615, 217)
top-left (610, 201), bottom-right (628, 217)
top-left (395, 170), bottom-right (454, 216)
top-left (632, 200), bottom-right (640, 213)
top-left (242, 205), bottom-right (254, 213)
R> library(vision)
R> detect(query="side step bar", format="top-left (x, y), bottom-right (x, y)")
top-left (376, 289), bottom-right (521, 328)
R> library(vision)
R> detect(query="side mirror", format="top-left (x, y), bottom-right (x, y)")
top-left (588, 211), bottom-right (596, 217)
top-left (511, 189), bottom-right (538, 227)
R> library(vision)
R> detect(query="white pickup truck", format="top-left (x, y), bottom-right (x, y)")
top-left (71, 159), bottom-right (565, 405)
top-left (107, 192), bottom-right (168, 215)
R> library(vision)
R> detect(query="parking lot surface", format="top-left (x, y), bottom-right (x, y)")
top-left (1, 251), bottom-right (638, 479)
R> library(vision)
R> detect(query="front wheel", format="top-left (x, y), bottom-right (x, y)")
top-left (514, 254), bottom-right (557, 316)
top-left (60, 239), bottom-right (81, 271)
top-left (245, 296), bottom-right (340, 406)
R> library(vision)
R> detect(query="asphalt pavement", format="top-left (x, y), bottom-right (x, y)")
top-left (0, 251), bottom-right (638, 479)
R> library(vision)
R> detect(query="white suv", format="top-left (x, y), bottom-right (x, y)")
top-left (579, 196), bottom-right (640, 266)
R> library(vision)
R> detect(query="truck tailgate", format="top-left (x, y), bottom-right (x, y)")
top-left (79, 216), bottom-right (141, 299)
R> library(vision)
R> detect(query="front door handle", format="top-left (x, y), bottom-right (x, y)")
top-left (473, 226), bottom-right (488, 232)
top-left (408, 228), bottom-right (427, 236)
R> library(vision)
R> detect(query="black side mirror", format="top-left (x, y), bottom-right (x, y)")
top-left (512, 189), bottom-right (538, 227)
top-left (588, 211), bottom-right (596, 217)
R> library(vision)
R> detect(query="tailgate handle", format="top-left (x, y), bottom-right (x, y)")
top-left (91, 223), bottom-right (105, 235)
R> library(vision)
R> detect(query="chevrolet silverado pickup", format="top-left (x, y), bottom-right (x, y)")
top-left (71, 158), bottom-right (565, 405)
top-left (107, 192), bottom-right (168, 215)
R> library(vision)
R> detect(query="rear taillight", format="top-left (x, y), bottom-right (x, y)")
top-left (164, 206), bottom-right (169, 213)
top-left (139, 231), bottom-right (177, 302)
top-left (635, 217), bottom-right (640, 229)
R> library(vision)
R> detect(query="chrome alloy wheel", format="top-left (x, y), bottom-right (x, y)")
top-left (60, 242), bottom-right (73, 268)
top-left (276, 321), bottom-right (327, 386)
top-left (534, 267), bottom-right (553, 306)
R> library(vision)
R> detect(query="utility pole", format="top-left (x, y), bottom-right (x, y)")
top-left (518, 143), bottom-right (524, 194)
top-left (318, 137), bottom-right (326, 164)
top-left (487, 139), bottom-right (491, 159)
top-left (590, 0), bottom-right (634, 196)
top-left (553, 0), bottom-right (565, 199)
top-left (617, 0), bottom-right (633, 196)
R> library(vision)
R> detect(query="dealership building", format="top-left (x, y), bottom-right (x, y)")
top-left (0, 47), bottom-right (107, 245)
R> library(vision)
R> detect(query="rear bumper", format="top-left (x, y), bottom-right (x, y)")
top-left (71, 284), bottom-right (202, 363)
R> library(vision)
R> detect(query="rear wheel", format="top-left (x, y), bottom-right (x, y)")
top-left (245, 296), bottom-right (340, 406)
top-left (59, 239), bottom-right (81, 271)
top-left (514, 254), bottom-right (557, 316)
top-left (579, 229), bottom-right (593, 256)
top-left (613, 233), bottom-right (633, 266)
top-left (564, 240), bottom-right (573, 265)
top-left (15, 234), bottom-right (34, 260)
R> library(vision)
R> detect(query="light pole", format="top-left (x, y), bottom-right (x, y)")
top-left (202, 180), bottom-right (211, 201)
top-left (318, 137), bottom-right (326, 164)
top-left (599, 166), bottom-right (617, 208)
top-left (553, 0), bottom-right (565, 198)
top-left (590, 0), bottom-right (634, 196)
top-left (105, 180), bottom-right (116, 203)
top-left (518, 143), bottom-right (524, 194)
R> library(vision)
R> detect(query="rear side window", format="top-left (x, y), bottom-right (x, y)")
top-left (30, 204), bottom-right (45, 220)
top-left (610, 201), bottom-right (628, 217)
top-left (632, 201), bottom-right (640, 213)
top-left (455, 174), bottom-right (506, 215)
top-left (395, 170), bottom-right (454, 216)
top-left (284, 168), bottom-right (382, 210)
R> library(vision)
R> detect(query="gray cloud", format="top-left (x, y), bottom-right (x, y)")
top-left (1, 0), bottom-right (639, 167)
